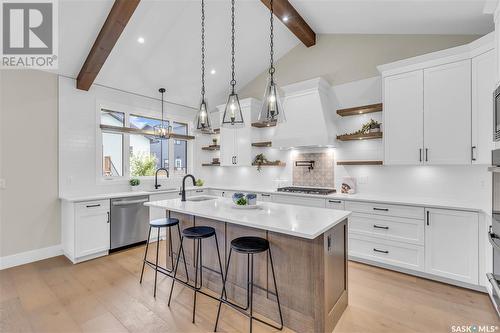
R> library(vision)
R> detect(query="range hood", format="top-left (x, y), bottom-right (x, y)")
top-left (273, 77), bottom-right (337, 149)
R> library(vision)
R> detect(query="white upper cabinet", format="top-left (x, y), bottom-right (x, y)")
top-left (472, 50), bottom-right (495, 164)
top-left (384, 70), bottom-right (424, 165)
top-left (218, 98), bottom-right (257, 167)
top-left (423, 60), bottom-right (471, 165)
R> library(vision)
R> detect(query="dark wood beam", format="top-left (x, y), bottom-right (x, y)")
top-left (77, 0), bottom-right (140, 90)
top-left (261, 0), bottom-right (316, 47)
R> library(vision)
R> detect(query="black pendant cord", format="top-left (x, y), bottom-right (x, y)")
top-left (201, 0), bottom-right (206, 101)
top-left (269, 0), bottom-right (275, 82)
top-left (159, 88), bottom-right (165, 167)
top-left (230, 0), bottom-right (236, 94)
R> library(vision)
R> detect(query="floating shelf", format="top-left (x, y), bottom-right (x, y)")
top-left (201, 145), bottom-right (220, 151)
top-left (200, 128), bottom-right (220, 134)
top-left (251, 141), bottom-right (272, 148)
top-left (202, 162), bottom-right (220, 167)
top-left (337, 103), bottom-right (383, 117)
top-left (337, 132), bottom-right (383, 141)
top-left (251, 161), bottom-right (286, 167)
top-left (251, 121), bottom-right (276, 128)
top-left (337, 160), bottom-right (383, 166)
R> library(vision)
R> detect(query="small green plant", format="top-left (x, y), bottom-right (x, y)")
top-left (212, 138), bottom-right (218, 145)
top-left (130, 152), bottom-right (157, 177)
top-left (195, 179), bottom-right (204, 187)
top-left (341, 119), bottom-right (382, 136)
top-left (129, 178), bottom-right (140, 186)
top-left (236, 197), bottom-right (247, 206)
top-left (253, 153), bottom-right (268, 171)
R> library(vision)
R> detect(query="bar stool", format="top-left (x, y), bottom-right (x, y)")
top-left (168, 225), bottom-right (225, 324)
top-left (214, 236), bottom-right (283, 333)
top-left (139, 216), bottom-right (189, 298)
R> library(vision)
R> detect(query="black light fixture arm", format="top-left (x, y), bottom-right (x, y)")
top-left (201, 0), bottom-right (206, 100)
top-left (230, 0), bottom-right (236, 94)
top-left (269, 0), bottom-right (275, 81)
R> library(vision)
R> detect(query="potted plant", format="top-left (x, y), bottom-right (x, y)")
top-left (129, 178), bottom-right (140, 191)
top-left (212, 138), bottom-right (218, 146)
top-left (368, 119), bottom-right (381, 133)
top-left (253, 153), bottom-right (268, 171)
top-left (195, 179), bottom-right (204, 187)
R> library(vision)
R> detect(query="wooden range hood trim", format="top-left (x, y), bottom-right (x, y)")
top-left (100, 124), bottom-right (195, 140)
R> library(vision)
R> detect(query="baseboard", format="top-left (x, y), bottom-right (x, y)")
top-left (0, 244), bottom-right (63, 270)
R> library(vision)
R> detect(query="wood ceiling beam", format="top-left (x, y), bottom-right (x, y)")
top-left (260, 0), bottom-right (316, 47)
top-left (76, 0), bottom-right (140, 91)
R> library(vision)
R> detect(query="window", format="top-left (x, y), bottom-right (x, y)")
top-left (101, 110), bottom-right (124, 176)
top-left (173, 122), bottom-right (188, 176)
top-left (129, 115), bottom-right (169, 176)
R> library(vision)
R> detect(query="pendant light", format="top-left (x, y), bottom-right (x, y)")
top-left (195, 0), bottom-right (213, 133)
top-left (257, 0), bottom-right (285, 125)
top-left (154, 88), bottom-right (170, 139)
top-left (221, 0), bottom-right (244, 127)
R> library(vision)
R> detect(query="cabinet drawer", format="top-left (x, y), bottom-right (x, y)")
top-left (272, 194), bottom-right (326, 208)
top-left (326, 199), bottom-right (345, 210)
top-left (75, 200), bottom-right (110, 214)
top-left (349, 213), bottom-right (424, 245)
top-left (349, 234), bottom-right (424, 272)
top-left (345, 201), bottom-right (424, 219)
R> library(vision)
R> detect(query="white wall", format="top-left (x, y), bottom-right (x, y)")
top-left (59, 76), bottom-right (197, 197)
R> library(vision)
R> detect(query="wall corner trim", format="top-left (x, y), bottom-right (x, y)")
top-left (0, 244), bottom-right (63, 270)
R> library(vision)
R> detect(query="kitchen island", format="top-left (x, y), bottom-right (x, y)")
top-left (145, 196), bottom-right (350, 333)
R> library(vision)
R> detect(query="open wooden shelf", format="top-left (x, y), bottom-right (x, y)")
top-left (337, 160), bottom-right (383, 166)
top-left (337, 103), bottom-right (383, 117)
top-left (251, 121), bottom-right (276, 128)
top-left (251, 161), bottom-right (286, 167)
top-left (201, 145), bottom-right (220, 151)
top-left (200, 128), bottom-right (220, 134)
top-left (251, 141), bottom-right (272, 148)
top-left (201, 162), bottom-right (220, 167)
top-left (337, 132), bottom-right (382, 141)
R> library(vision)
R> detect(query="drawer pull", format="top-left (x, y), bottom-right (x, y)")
top-left (373, 207), bottom-right (389, 212)
top-left (261, 194), bottom-right (271, 197)
top-left (86, 204), bottom-right (101, 208)
top-left (329, 200), bottom-right (342, 204)
top-left (373, 224), bottom-right (389, 230)
top-left (195, 190), bottom-right (203, 193)
top-left (373, 248), bottom-right (389, 254)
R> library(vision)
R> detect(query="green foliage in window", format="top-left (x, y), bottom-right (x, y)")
top-left (130, 152), bottom-right (157, 177)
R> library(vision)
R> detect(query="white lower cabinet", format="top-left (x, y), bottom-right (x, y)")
top-left (326, 199), bottom-right (345, 210)
top-left (272, 194), bottom-right (326, 207)
top-left (62, 199), bottom-right (110, 263)
top-left (424, 208), bottom-right (479, 285)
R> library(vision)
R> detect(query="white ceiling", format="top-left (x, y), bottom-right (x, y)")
top-left (58, 0), bottom-right (493, 109)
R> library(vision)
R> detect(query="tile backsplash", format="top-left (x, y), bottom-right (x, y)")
top-left (293, 152), bottom-right (335, 188)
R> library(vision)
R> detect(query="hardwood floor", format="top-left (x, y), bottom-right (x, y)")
top-left (1, 241), bottom-right (498, 333)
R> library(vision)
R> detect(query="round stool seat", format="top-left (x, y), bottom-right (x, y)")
top-left (149, 218), bottom-right (179, 228)
top-left (182, 226), bottom-right (216, 239)
top-left (231, 236), bottom-right (269, 254)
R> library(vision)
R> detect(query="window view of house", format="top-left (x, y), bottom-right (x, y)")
top-left (173, 122), bottom-right (188, 176)
top-left (129, 115), bottom-right (169, 176)
top-left (101, 110), bottom-right (124, 176)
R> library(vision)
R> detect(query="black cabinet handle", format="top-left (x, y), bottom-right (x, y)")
top-left (329, 200), bottom-right (342, 204)
top-left (373, 248), bottom-right (389, 254)
top-left (425, 148), bottom-right (429, 162)
top-left (373, 207), bottom-right (389, 212)
top-left (419, 148), bottom-right (422, 162)
top-left (107, 212), bottom-right (110, 223)
top-left (261, 194), bottom-right (271, 197)
top-left (426, 210), bottom-right (430, 226)
top-left (373, 224), bottom-right (389, 230)
top-left (196, 189), bottom-right (203, 193)
top-left (86, 204), bottom-right (101, 208)
top-left (471, 146), bottom-right (477, 161)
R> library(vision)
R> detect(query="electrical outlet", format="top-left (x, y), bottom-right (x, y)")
top-left (0, 179), bottom-right (5, 189)
top-left (358, 176), bottom-right (368, 185)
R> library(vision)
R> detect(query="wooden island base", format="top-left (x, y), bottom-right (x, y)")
top-left (166, 212), bottom-right (348, 333)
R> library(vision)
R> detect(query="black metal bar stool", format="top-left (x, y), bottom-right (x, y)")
top-left (214, 236), bottom-right (283, 333)
top-left (168, 224), bottom-right (225, 324)
top-left (139, 216), bottom-right (189, 298)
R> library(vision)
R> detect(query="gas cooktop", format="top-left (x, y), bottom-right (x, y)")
top-left (277, 187), bottom-right (336, 195)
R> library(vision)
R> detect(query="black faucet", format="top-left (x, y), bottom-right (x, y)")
top-left (154, 168), bottom-right (169, 189)
top-left (181, 174), bottom-right (195, 201)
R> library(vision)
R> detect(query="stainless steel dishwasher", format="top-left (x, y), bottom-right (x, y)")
top-left (110, 195), bottom-right (150, 250)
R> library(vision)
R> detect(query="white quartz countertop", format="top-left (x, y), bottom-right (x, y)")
top-left (59, 187), bottom-right (204, 202)
top-left (145, 197), bottom-right (351, 239)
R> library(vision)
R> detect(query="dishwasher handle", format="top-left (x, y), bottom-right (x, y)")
top-left (112, 198), bottom-right (149, 206)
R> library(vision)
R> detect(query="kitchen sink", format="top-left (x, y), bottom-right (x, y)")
top-left (186, 195), bottom-right (218, 202)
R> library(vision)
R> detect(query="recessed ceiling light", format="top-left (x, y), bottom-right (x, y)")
top-left (137, 37), bottom-right (145, 44)
top-left (210, 69), bottom-right (216, 75)
top-left (283, 16), bottom-right (289, 22)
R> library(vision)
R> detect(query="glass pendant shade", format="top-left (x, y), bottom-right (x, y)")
top-left (154, 123), bottom-right (170, 139)
top-left (222, 93), bottom-right (244, 127)
top-left (195, 99), bottom-right (213, 133)
top-left (258, 78), bottom-right (285, 124)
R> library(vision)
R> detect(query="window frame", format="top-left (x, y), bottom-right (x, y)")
top-left (96, 100), bottom-right (193, 184)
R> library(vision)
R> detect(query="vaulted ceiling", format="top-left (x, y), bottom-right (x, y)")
top-left (58, 0), bottom-right (493, 109)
